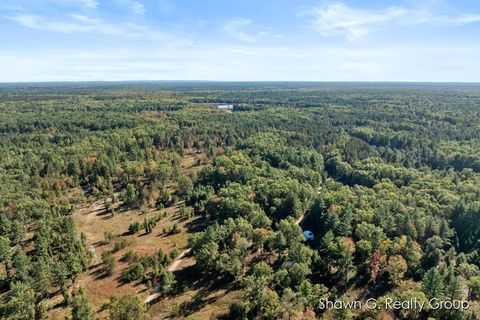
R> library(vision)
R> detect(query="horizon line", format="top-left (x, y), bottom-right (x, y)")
top-left (1, 80), bottom-right (480, 85)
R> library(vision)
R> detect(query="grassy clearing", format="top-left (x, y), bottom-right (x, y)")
top-left (44, 152), bottom-right (209, 319)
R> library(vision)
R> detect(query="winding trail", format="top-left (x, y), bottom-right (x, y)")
top-left (295, 214), bottom-right (305, 225)
top-left (144, 248), bottom-right (192, 303)
top-left (168, 248), bottom-right (192, 272)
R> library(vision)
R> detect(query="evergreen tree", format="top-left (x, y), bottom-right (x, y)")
top-left (70, 287), bottom-right (97, 320)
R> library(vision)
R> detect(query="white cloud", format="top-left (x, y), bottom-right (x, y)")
top-left (221, 19), bottom-right (256, 42)
top-left (306, 2), bottom-right (407, 40)
top-left (221, 18), bottom-right (278, 43)
top-left (131, 1), bottom-right (145, 15)
top-left (7, 13), bottom-right (122, 34)
top-left (306, 2), bottom-right (480, 40)
top-left (1, 42), bottom-right (479, 82)
top-left (450, 14), bottom-right (480, 25)
top-left (5, 13), bottom-right (170, 39)
top-left (197, 19), bottom-right (207, 28)
top-left (83, 0), bottom-right (98, 8)
top-left (113, 0), bottom-right (146, 15)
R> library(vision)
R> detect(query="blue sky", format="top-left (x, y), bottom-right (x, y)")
top-left (0, 0), bottom-right (480, 82)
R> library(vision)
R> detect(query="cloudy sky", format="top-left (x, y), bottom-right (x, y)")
top-left (0, 0), bottom-right (479, 82)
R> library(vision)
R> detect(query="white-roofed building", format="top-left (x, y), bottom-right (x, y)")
top-left (217, 104), bottom-right (233, 110)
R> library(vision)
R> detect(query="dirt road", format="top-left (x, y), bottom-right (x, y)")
top-left (144, 248), bottom-right (192, 303)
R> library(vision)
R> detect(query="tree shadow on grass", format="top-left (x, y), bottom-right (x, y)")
top-left (150, 264), bottom-right (236, 318)
top-left (95, 209), bottom-right (109, 217)
top-left (89, 265), bottom-right (111, 280)
top-left (184, 216), bottom-right (208, 233)
top-left (173, 277), bottom-right (234, 318)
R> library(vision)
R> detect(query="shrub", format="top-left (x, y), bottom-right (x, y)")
top-left (101, 252), bottom-right (116, 276)
top-left (122, 262), bottom-right (145, 282)
top-left (128, 221), bottom-right (141, 234)
top-left (122, 250), bottom-right (138, 263)
top-left (112, 239), bottom-right (128, 253)
top-left (170, 248), bottom-right (180, 260)
top-left (170, 224), bottom-right (181, 235)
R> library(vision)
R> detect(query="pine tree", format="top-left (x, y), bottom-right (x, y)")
top-left (70, 287), bottom-right (97, 320)
top-left (423, 268), bottom-right (444, 299)
top-left (109, 295), bottom-right (148, 320)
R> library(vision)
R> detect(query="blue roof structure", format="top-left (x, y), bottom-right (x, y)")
top-left (303, 230), bottom-right (314, 241)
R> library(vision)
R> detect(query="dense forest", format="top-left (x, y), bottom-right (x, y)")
top-left (1, 82), bottom-right (480, 319)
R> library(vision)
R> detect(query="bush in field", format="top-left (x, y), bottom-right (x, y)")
top-left (128, 221), bottom-right (141, 234)
top-left (101, 252), bottom-right (116, 276)
top-left (122, 262), bottom-right (145, 282)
